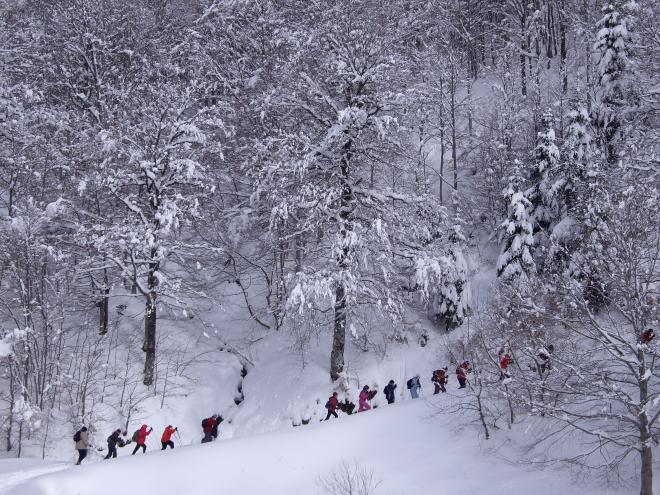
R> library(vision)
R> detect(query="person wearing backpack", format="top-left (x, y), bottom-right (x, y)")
top-left (358, 385), bottom-right (372, 412)
top-left (432, 368), bottom-right (448, 394)
top-left (104, 429), bottom-right (123, 460)
top-left (383, 380), bottom-right (397, 404)
top-left (201, 415), bottom-right (218, 443)
top-left (131, 424), bottom-right (152, 455)
top-left (456, 366), bottom-right (467, 389)
top-left (161, 425), bottom-right (178, 450)
top-left (74, 426), bottom-right (90, 465)
top-left (406, 375), bottom-right (421, 399)
top-left (338, 398), bottom-right (355, 415)
top-left (323, 392), bottom-right (339, 420)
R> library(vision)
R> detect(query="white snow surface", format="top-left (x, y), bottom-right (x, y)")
top-left (5, 399), bottom-right (626, 495)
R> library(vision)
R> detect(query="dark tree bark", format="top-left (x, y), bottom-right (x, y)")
top-left (330, 138), bottom-right (354, 382)
top-left (142, 259), bottom-right (158, 386)
top-left (638, 345), bottom-right (654, 495)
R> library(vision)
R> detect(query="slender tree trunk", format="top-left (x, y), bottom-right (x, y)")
top-left (638, 348), bottom-right (654, 495)
top-left (439, 75), bottom-right (445, 204)
top-left (450, 70), bottom-right (458, 192)
top-left (99, 267), bottom-right (109, 335)
top-left (467, 78), bottom-right (473, 137)
top-left (559, 0), bottom-right (567, 92)
top-left (6, 365), bottom-right (15, 451)
top-left (520, 9), bottom-right (528, 96)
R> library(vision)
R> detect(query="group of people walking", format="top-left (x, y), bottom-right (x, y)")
top-left (323, 361), bottom-right (473, 420)
top-left (73, 413), bottom-right (222, 465)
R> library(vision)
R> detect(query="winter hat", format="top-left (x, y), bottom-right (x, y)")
top-left (362, 385), bottom-right (369, 391)
top-left (388, 380), bottom-right (394, 385)
top-left (81, 426), bottom-right (87, 431)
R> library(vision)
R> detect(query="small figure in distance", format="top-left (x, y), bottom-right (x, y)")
top-left (358, 385), bottom-right (372, 412)
top-left (104, 429), bottom-right (123, 460)
top-left (456, 365), bottom-right (467, 389)
top-left (339, 398), bottom-right (355, 415)
top-left (383, 380), bottom-right (397, 404)
top-left (131, 424), bottom-right (152, 455)
top-left (406, 374), bottom-right (421, 399)
top-left (641, 329), bottom-right (655, 345)
top-left (161, 425), bottom-right (177, 450)
top-left (432, 368), bottom-right (448, 394)
top-left (74, 426), bottom-right (90, 465)
top-left (201, 415), bottom-right (219, 443)
top-left (323, 392), bottom-right (339, 420)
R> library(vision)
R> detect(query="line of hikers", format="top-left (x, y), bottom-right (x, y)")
top-left (323, 361), bottom-right (473, 420)
top-left (72, 413), bottom-right (223, 465)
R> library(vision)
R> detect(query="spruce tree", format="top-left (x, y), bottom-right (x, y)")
top-left (497, 161), bottom-right (535, 280)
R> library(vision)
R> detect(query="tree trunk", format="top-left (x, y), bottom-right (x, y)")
top-left (99, 268), bottom-right (109, 335)
top-left (330, 138), bottom-right (354, 381)
top-left (640, 440), bottom-right (653, 495)
top-left (638, 347), bottom-right (654, 495)
top-left (439, 74), bottom-right (445, 204)
top-left (559, 0), bottom-right (567, 92)
top-left (330, 283), bottom-right (347, 382)
top-left (450, 70), bottom-right (458, 192)
top-left (143, 260), bottom-right (158, 386)
top-left (520, 10), bottom-right (528, 96)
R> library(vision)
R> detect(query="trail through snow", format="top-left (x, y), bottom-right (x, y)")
top-left (7, 399), bottom-right (627, 495)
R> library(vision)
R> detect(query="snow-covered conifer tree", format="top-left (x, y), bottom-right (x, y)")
top-left (497, 161), bottom-right (535, 280)
top-left (593, 2), bottom-right (636, 164)
top-left (528, 110), bottom-right (559, 232)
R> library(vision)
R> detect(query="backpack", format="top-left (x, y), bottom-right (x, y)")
top-left (324, 401), bottom-right (330, 409)
top-left (406, 378), bottom-right (413, 389)
top-left (132, 429), bottom-right (140, 442)
top-left (73, 430), bottom-right (81, 442)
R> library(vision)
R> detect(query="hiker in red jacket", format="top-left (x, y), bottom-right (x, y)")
top-left (641, 329), bottom-right (655, 345)
top-left (161, 425), bottom-right (177, 450)
top-left (432, 368), bottom-right (448, 394)
top-left (201, 415), bottom-right (218, 444)
top-left (131, 424), bottom-right (152, 455)
top-left (500, 351), bottom-right (511, 380)
top-left (323, 392), bottom-right (339, 421)
top-left (500, 352), bottom-right (510, 370)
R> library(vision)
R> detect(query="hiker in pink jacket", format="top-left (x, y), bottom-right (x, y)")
top-left (358, 385), bottom-right (372, 412)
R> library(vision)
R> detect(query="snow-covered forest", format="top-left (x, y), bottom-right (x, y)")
top-left (0, 0), bottom-right (658, 494)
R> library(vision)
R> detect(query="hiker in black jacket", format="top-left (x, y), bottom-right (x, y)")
top-left (383, 380), bottom-right (397, 404)
top-left (104, 429), bottom-right (123, 459)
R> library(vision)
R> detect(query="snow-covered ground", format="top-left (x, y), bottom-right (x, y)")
top-left (5, 398), bottom-right (629, 495)
top-left (0, 459), bottom-right (67, 495)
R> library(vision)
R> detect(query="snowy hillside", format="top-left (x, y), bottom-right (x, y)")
top-left (1, 0), bottom-right (658, 494)
top-left (5, 399), bottom-right (629, 495)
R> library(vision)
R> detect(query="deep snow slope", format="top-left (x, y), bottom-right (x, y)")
top-left (8, 399), bottom-right (626, 495)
